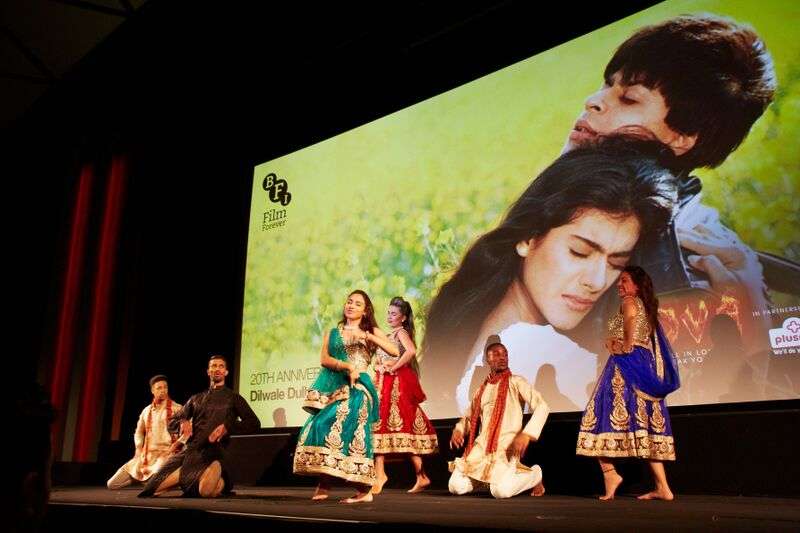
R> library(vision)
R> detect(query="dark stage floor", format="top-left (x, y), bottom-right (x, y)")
top-left (47, 486), bottom-right (800, 532)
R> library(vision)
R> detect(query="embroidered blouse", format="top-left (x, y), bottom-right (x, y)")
top-left (607, 296), bottom-right (652, 350)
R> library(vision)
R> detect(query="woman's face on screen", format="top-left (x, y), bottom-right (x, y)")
top-left (519, 208), bottom-right (640, 330)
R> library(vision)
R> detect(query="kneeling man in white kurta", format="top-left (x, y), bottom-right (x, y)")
top-left (449, 336), bottom-right (549, 499)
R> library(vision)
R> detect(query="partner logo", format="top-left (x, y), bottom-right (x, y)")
top-left (263, 172), bottom-right (292, 206)
top-left (260, 172), bottom-right (291, 231)
top-left (769, 316), bottom-right (800, 355)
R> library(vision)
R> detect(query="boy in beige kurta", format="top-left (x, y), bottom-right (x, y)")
top-left (449, 338), bottom-right (549, 498)
top-left (107, 375), bottom-right (182, 489)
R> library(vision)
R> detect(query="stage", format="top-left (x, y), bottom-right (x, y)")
top-left (46, 486), bottom-right (800, 532)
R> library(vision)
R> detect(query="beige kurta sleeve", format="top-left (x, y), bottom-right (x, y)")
top-left (454, 391), bottom-right (476, 436)
top-left (133, 406), bottom-right (148, 449)
top-left (454, 410), bottom-right (470, 436)
top-left (514, 377), bottom-right (549, 440)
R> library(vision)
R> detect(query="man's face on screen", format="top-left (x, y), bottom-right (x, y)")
top-left (562, 71), bottom-right (695, 156)
top-left (519, 208), bottom-right (639, 330)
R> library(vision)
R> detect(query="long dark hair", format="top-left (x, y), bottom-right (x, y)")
top-left (622, 265), bottom-right (659, 332)
top-left (390, 296), bottom-right (419, 374)
top-left (421, 139), bottom-right (677, 403)
top-left (339, 289), bottom-right (378, 352)
top-left (389, 296), bottom-right (416, 343)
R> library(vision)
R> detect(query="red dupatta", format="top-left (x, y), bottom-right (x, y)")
top-left (464, 369), bottom-right (512, 457)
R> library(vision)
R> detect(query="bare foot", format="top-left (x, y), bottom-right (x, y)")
top-left (372, 473), bottom-right (388, 495)
top-left (530, 481), bottom-right (545, 497)
top-left (599, 470), bottom-right (623, 501)
top-left (341, 491), bottom-right (373, 504)
top-left (637, 489), bottom-right (674, 501)
top-left (407, 476), bottom-right (430, 494)
top-left (311, 484), bottom-right (330, 501)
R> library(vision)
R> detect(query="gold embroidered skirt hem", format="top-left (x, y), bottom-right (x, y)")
top-left (293, 445), bottom-right (375, 485)
top-left (372, 432), bottom-right (438, 455)
top-left (576, 430), bottom-right (675, 461)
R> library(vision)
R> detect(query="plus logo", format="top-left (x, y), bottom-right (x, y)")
top-left (262, 172), bottom-right (292, 206)
top-left (769, 316), bottom-right (800, 354)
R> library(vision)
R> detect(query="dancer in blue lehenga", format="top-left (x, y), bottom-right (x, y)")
top-left (293, 290), bottom-right (400, 503)
top-left (577, 266), bottom-right (680, 500)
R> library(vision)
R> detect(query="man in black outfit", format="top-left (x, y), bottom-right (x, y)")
top-left (139, 354), bottom-right (260, 498)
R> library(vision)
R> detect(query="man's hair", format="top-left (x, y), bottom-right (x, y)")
top-left (149, 374), bottom-right (168, 387)
top-left (485, 342), bottom-right (506, 354)
top-left (208, 354), bottom-right (227, 366)
top-left (483, 342), bottom-right (507, 364)
top-left (605, 14), bottom-right (776, 170)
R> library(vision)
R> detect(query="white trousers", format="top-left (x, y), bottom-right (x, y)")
top-left (107, 467), bottom-right (134, 490)
top-left (448, 464), bottom-right (542, 499)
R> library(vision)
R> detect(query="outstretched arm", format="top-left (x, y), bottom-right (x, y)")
top-left (167, 397), bottom-right (195, 435)
top-left (367, 327), bottom-right (400, 357)
top-left (507, 378), bottom-right (549, 460)
top-left (167, 399), bottom-right (195, 452)
top-left (679, 221), bottom-right (773, 376)
top-left (207, 393), bottom-right (262, 444)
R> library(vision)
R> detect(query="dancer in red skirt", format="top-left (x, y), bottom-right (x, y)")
top-left (372, 297), bottom-right (439, 494)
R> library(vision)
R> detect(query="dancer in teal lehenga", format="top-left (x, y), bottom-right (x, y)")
top-left (293, 290), bottom-right (400, 503)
